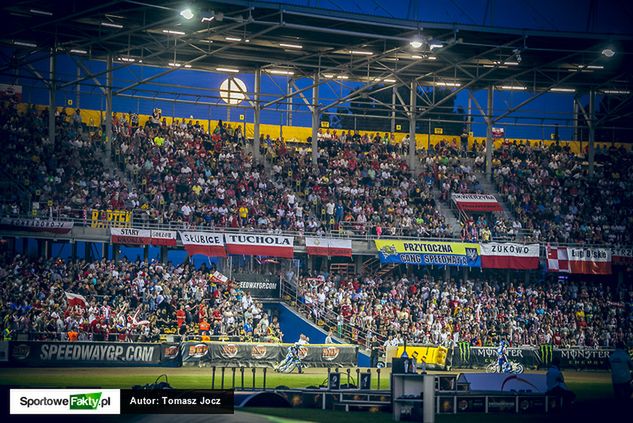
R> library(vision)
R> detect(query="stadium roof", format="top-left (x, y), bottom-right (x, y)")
top-left (1, 0), bottom-right (632, 97)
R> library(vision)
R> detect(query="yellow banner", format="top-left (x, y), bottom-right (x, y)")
top-left (386, 345), bottom-right (448, 367)
top-left (375, 240), bottom-right (481, 267)
top-left (375, 240), bottom-right (479, 255)
top-left (91, 209), bottom-right (132, 228)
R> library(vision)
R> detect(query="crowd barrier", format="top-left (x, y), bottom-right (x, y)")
top-left (3, 341), bottom-right (357, 368)
top-left (451, 343), bottom-right (617, 371)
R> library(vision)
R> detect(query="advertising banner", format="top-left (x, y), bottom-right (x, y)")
top-left (225, 234), bottom-right (294, 258)
top-left (180, 342), bottom-right (357, 368)
top-left (150, 230), bottom-right (177, 247)
top-left (233, 273), bottom-right (281, 298)
top-left (451, 343), bottom-right (540, 370)
top-left (110, 228), bottom-right (152, 245)
top-left (0, 218), bottom-right (74, 234)
top-left (179, 231), bottom-right (227, 257)
top-left (385, 345), bottom-right (448, 369)
top-left (9, 341), bottom-right (165, 367)
top-left (305, 237), bottom-right (353, 257)
top-left (451, 194), bottom-right (503, 212)
top-left (480, 243), bottom-right (540, 269)
top-left (375, 240), bottom-right (481, 267)
top-left (538, 346), bottom-right (614, 370)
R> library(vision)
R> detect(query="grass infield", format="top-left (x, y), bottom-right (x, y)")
top-left (0, 367), bottom-right (616, 423)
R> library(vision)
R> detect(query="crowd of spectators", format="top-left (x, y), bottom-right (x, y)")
top-left (492, 140), bottom-right (633, 244)
top-left (0, 254), bottom-right (283, 343)
top-left (296, 270), bottom-right (633, 350)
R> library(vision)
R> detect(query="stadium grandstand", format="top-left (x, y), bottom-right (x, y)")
top-left (0, 0), bottom-right (632, 421)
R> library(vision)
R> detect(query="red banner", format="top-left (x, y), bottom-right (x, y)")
top-left (110, 228), bottom-right (151, 245)
top-left (0, 218), bottom-right (73, 234)
top-left (305, 237), bottom-right (352, 257)
top-left (225, 234), bottom-right (294, 258)
top-left (451, 194), bottom-right (503, 212)
top-left (548, 246), bottom-right (612, 275)
top-left (612, 247), bottom-right (633, 265)
top-left (480, 243), bottom-right (539, 269)
top-left (149, 230), bottom-right (177, 247)
top-left (179, 231), bottom-right (226, 257)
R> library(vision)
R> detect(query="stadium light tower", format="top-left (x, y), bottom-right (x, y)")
top-left (180, 8), bottom-right (194, 20)
top-left (410, 36), bottom-right (423, 49)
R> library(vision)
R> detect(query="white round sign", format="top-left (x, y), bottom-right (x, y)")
top-left (219, 78), bottom-right (247, 105)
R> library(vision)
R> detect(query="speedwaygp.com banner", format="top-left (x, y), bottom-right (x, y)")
top-left (8, 341), bottom-right (170, 367)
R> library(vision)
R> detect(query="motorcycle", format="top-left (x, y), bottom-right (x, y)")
top-left (485, 359), bottom-right (524, 374)
top-left (275, 355), bottom-right (303, 373)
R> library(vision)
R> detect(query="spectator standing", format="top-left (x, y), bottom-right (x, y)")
top-left (609, 342), bottom-right (633, 400)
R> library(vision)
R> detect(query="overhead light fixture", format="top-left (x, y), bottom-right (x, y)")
top-left (429, 43), bottom-right (443, 50)
top-left (337, 75), bottom-right (349, 80)
top-left (216, 67), bottom-right (239, 73)
top-left (411, 55), bottom-right (423, 59)
top-left (603, 89), bottom-right (630, 94)
top-left (383, 79), bottom-right (396, 83)
top-left (578, 64), bottom-right (603, 70)
top-left (245, 39), bottom-right (250, 43)
top-left (410, 36), bottom-right (423, 49)
top-left (70, 49), bottom-right (88, 54)
top-left (180, 8), bottom-right (194, 20)
top-left (163, 29), bottom-right (186, 35)
top-left (323, 73), bottom-right (334, 78)
top-left (168, 62), bottom-right (182, 67)
top-left (349, 50), bottom-right (373, 55)
top-left (602, 48), bottom-right (615, 57)
top-left (280, 43), bottom-right (303, 49)
top-left (427, 56), bottom-right (437, 60)
top-left (30, 9), bottom-right (52, 16)
top-left (13, 40), bottom-right (37, 48)
top-left (435, 82), bottom-right (461, 87)
top-left (550, 87), bottom-right (575, 93)
top-left (267, 69), bottom-right (294, 75)
top-left (498, 85), bottom-right (527, 91)
top-left (225, 37), bottom-right (241, 42)
top-left (184, 64), bottom-right (192, 68)
top-left (101, 21), bottom-right (123, 29)
top-left (493, 61), bottom-right (518, 66)
top-left (118, 57), bottom-right (136, 62)
top-left (201, 16), bottom-right (214, 23)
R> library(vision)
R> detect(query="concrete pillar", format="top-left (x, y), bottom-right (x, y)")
top-left (409, 81), bottom-right (417, 172)
top-left (143, 245), bottom-right (149, 262)
top-left (311, 74), bottom-right (320, 167)
top-left (588, 89), bottom-right (596, 176)
top-left (485, 86), bottom-right (494, 181)
top-left (253, 68), bottom-right (261, 161)
top-left (160, 246), bottom-right (168, 264)
top-left (48, 50), bottom-right (56, 145)
top-left (76, 65), bottom-right (81, 109)
top-left (105, 54), bottom-right (113, 157)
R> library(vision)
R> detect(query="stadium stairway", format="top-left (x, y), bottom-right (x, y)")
top-left (430, 186), bottom-right (463, 236)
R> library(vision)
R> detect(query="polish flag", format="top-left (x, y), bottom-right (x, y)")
top-left (65, 292), bottom-right (87, 309)
top-left (546, 245), bottom-right (570, 273)
top-left (305, 237), bottom-right (353, 257)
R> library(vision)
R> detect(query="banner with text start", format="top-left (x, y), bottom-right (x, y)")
top-left (375, 240), bottom-right (481, 267)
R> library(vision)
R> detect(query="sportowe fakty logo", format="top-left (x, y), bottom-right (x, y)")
top-left (10, 389), bottom-right (121, 414)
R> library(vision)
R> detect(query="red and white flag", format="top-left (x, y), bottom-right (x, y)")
top-left (110, 227), bottom-right (152, 245)
top-left (209, 271), bottom-right (229, 284)
top-left (179, 231), bottom-right (227, 257)
top-left (150, 230), bottom-right (177, 247)
top-left (480, 243), bottom-right (539, 270)
top-left (225, 233), bottom-right (294, 259)
top-left (566, 247), bottom-right (612, 275)
top-left (65, 292), bottom-right (87, 309)
top-left (451, 194), bottom-right (503, 212)
top-left (546, 245), bottom-right (570, 273)
top-left (305, 237), bottom-right (353, 257)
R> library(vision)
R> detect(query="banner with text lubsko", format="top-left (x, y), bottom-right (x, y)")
top-left (375, 240), bottom-right (481, 267)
